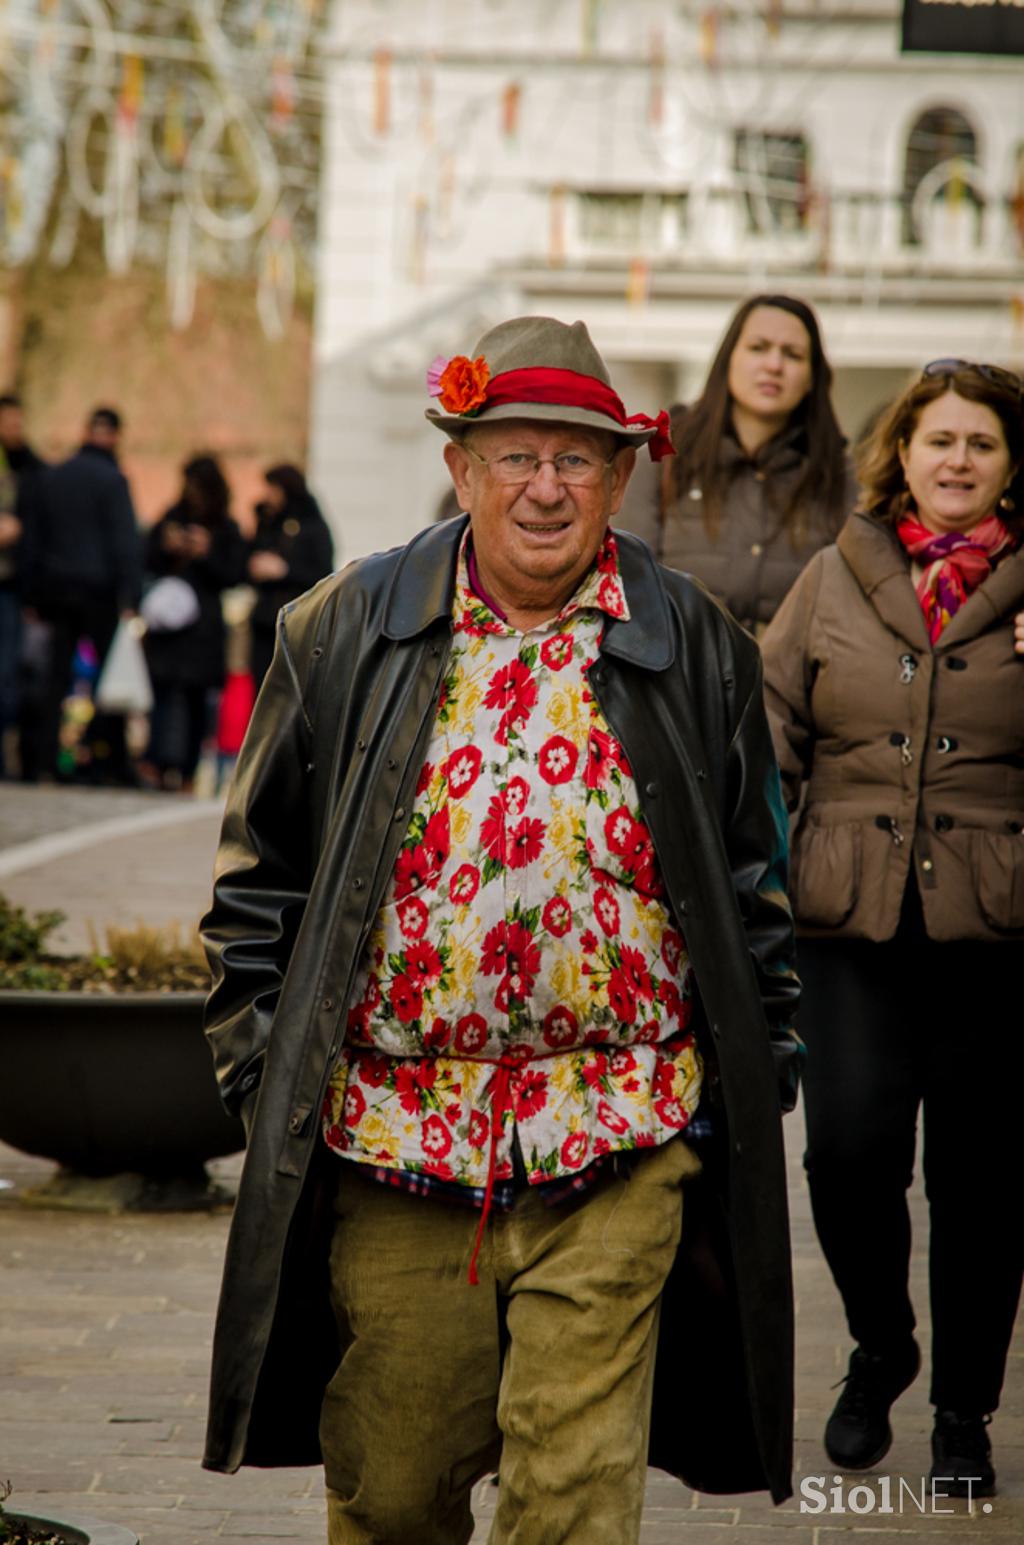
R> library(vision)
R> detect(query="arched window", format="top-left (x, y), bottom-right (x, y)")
top-left (902, 106), bottom-right (980, 246)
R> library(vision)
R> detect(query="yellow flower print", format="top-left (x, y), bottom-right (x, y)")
top-left (453, 680), bottom-right (484, 737)
top-left (451, 802), bottom-right (473, 848)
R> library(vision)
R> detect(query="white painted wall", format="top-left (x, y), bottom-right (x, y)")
top-left (312, 1), bottom-right (1024, 562)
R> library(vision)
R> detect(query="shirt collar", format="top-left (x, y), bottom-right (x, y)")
top-left (455, 528), bottom-right (631, 636)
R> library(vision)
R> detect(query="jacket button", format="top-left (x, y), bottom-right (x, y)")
top-left (394, 807), bottom-right (406, 821)
top-left (645, 781), bottom-right (659, 797)
top-left (945, 657), bottom-right (967, 671)
top-left (922, 859), bottom-right (934, 873)
top-left (353, 877), bottom-right (364, 890)
top-left (357, 738), bottom-right (367, 751)
top-left (1008, 821), bottom-right (1024, 835)
top-left (936, 736), bottom-right (957, 753)
top-left (750, 542), bottom-right (763, 556)
top-left (321, 996), bottom-right (335, 1011)
top-left (386, 757), bottom-right (397, 770)
top-left (288, 1113), bottom-right (305, 1134)
top-left (934, 815), bottom-right (954, 833)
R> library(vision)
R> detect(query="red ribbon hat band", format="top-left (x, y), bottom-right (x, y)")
top-left (483, 367), bottom-right (675, 461)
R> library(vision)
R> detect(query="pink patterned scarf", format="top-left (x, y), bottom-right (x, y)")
top-left (896, 512), bottom-right (1018, 643)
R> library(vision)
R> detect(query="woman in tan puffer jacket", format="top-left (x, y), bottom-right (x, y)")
top-left (762, 361), bottom-right (1024, 1498)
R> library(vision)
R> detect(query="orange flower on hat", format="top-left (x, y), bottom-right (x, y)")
top-left (438, 355), bottom-right (490, 415)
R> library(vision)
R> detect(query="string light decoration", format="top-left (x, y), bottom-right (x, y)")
top-left (0, 0), bottom-right (325, 338)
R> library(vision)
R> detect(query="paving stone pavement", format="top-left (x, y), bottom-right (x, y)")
top-left (0, 786), bottom-right (1020, 1542)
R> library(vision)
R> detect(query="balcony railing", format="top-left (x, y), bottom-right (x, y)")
top-left (558, 185), bottom-right (1024, 276)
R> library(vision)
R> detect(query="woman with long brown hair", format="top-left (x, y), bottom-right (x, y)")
top-left (617, 293), bottom-right (853, 631)
top-left (762, 361), bottom-right (1024, 1495)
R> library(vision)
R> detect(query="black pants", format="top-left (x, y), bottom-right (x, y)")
top-left (798, 883), bottom-right (1023, 1414)
top-left (36, 595), bottom-right (130, 782)
top-left (147, 682), bottom-right (209, 779)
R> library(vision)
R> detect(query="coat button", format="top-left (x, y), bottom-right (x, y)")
top-left (644, 781), bottom-right (659, 797)
top-left (936, 736), bottom-right (957, 753)
top-left (750, 542), bottom-right (763, 556)
top-left (934, 815), bottom-right (954, 833)
top-left (386, 757), bottom-right (397, 770)
top-left (356, 738), bottom-right (367, 751)
top-left (321, 996), bottom-right (335, 1011)
top-left (353, 877), bottom-right (364, 890)
top-left (1008, 820), bottom-right (1024, 835)
top-left (289, 1112), bottom-right (305, 1134)
top-left (945, 657), bottom-right (967, 671)
top-left (922, 859), bottom-right (934, 873)
top-left (394, 807), bottom-right (406, 821)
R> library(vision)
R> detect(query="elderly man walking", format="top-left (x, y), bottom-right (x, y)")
top-left (201, 317), bottom-right (801, 1545)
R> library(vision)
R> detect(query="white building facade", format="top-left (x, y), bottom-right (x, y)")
top-left (311, 0), bottom-right (1024, 559)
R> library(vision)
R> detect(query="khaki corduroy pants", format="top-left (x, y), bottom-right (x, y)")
top-left (321, 1135), bottom-right (699, 1545)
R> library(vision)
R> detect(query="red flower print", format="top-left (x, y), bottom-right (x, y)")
top-left (594, 886), bottom-right (620, 937)
top-left (358, 1054), bottom-right (390, 1088)
top-left (607, 967), bottom-right (637, 1025)
top-left (391, 972), bottom-right (423, 1024)
top-left (502, 776), bottom-right (530, 819)
top-left (445, 1102), bottom-right (462, 1124)
top-left (422, 1113), bottom-right (453, 1159)
top-left (480, 795), bottom-right (506, 864)
top-left (584, 728), bottom-right (630, 789)
top-left (633, 861), bottom-right (664, 900)
top-left (619, 946), bottom-right (654, 1002)
top-left (406, 941), bottom-right (443, 985)
top-left (636, 1131), bottom-right (657, 1147)
top-left (580, 928), bottom-right (599, 954)
top-left (484, 659), bottom-right (538, 744)
top-left (581, 1052), bottom-right (609, 1089)
top-left (611, 1049), bottom-right (637, 1076)
top-left (653, 1058), bottom-right (676, 1098)
top-left (596, 533), bottom-right (617, 574)
top-left (604, 808), bottom-right (652, 870)
top-left (422, 809), bottom-right (450, 872)
top-left (597, 1099), bottom-right (630, 1136)
top-left (415, 761), bottom-right (434, 796)
top-left (542, 1004), bottom-right (579, 1049)
top-left (507, 816), bottom-right (545, 869)
top-left (346, 997), bottom-right (371, 1037)
top-left (594, 1136), bottom-right (612, 1157)
top-left (538, 734), bottom-right (578, 785)
top-left (657, 979), bottom-right (682, 1022)
top-left (395, 843), bottom-right (435, 898)
top-left (542, 895), bottom-right (572, 938)
top-left (423, 1016), bottom-right (451, 1050)
top-left (661, 929), bottom-right (684, 975)
top-left (622, 1075), bottom-right (641, 1091)
top-left (449, 863), bottom-right (480, 905)
top-left (423, 1159), bottom-right (455, 1180)
top-left (677, 995), bottom-right (692, 1030)
top-left (454, 1012), bottom-right (488, 1054)
top-left (343, 1085), bottom-right (366, 1126)
top-left (398, 896), bottom-right (429, 941)
top-left (597, 574), bottom-right (625, 618)
top-left (394, 1060), bottom-right (436, 1114)
top-left (540, 633), bottom-right (574, 671)
top-left (446, 744), bottom-right (483, 798)
top-left (655, 1097), bottom-right (689, 1130)
top-left (560, 1131), bottom-right (589, 1170)
top-left (515, 1070), bottom-right (549, 1120)
top-left (480, 920), bottom-right (539, 990)
top-left (633, 1020), bottom-right (660, 1045)
top-left (468, 1109), bottom-right (490, 1148)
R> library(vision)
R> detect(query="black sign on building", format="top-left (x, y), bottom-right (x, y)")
top-left (902, 0), bottom-right (1024, 55)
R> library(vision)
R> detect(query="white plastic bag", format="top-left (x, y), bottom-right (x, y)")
top-left (94, 618), bottom-right (154, 714)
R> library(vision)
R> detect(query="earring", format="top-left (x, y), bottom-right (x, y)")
top-left (999, 492), bottom-right (1016, 512)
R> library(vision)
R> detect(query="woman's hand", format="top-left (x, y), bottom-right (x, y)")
top-left (1016, 611), bottom-right (1024, 655)
top-left (248, 550), bottom-right (289, 581)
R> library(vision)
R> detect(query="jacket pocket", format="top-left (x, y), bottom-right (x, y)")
top-left (970, 830), bottom-right (1024, 933)
top-left (793, 822), bottom-right (862, 928)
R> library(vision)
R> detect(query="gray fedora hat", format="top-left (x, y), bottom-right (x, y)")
top-left (425, 315), bottom-right (673, 458)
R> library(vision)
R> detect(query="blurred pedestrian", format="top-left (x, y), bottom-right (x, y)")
top-left (246, 464), bottom-right (334, 690)
top-left (0, 393), bottom-right (47, 779)
top-left (20, 406), bottom-right (140, 784)
top-left (140, 454), bottom-right (246, 791)
top-left (0, 393), bottom-right (46, 487)
top-left (617, 294), bottom-right (853, 633)
top-left (762, 360), bottom-right (1024, 1497)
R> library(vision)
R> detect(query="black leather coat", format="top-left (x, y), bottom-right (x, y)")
top-left (200, 516), bottom-right (801, 1502)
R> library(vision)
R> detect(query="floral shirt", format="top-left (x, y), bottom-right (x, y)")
top-left (323, 529), bottom-right (702, 1193)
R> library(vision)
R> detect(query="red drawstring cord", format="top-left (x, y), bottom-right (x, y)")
top-left (468, 1054), bottom-right (518, 1286)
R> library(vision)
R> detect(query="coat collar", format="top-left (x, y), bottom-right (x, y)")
top-left (382, 513), bottom-right (674, 670)
top-left (837, 511), bottom-right (1024, 651)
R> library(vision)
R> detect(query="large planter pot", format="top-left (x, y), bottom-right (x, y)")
top-left (5, 1513), bottom-right (138, 1544)
top-left (0, 991), bottom-right (244, 1208)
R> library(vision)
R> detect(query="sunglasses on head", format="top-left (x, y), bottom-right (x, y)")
top-left (921, 358), bottom-right (1023, 395)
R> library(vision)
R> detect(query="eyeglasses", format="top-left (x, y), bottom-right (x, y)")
top-left (460, 442), bottom-right (617, 487)
top-left (922, 359), bottom-right (1023, 396)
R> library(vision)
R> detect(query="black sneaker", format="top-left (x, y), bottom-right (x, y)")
top-left (929, 1411), bottom-right (995, 1498)
top-left (824, 1340), bottom-right (921, 1469)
